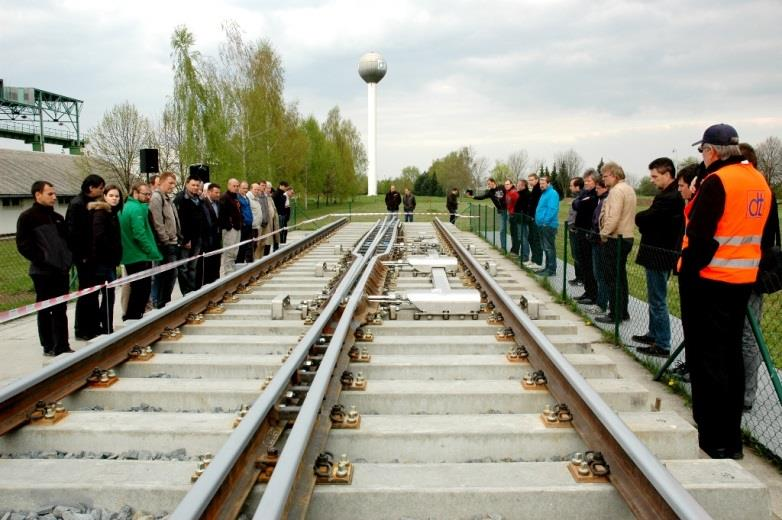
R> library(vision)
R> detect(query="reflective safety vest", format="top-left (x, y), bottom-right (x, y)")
top-left (679, 163), bottom-right (771, 284)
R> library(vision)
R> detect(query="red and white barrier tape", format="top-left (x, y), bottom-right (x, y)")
top-left (0, 214), bottom-right (335, 325)
top-left (0, 212), bottom-right (474, 324)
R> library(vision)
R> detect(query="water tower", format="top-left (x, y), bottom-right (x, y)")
top-left (358, 52), bottom-right (387, 196)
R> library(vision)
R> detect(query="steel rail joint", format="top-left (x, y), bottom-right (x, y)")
top-left (170, 219), bottom-right (392, 519)
top-left (254, 218), bottom-right (399, 519)
top-left (0, 218), bottom-right (347, 436)
top-left (434, 219), bottom-right (711, 520)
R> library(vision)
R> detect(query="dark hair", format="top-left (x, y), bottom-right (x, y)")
top-left (739, 143), bottom-right (758, 168)
top-left (278, 181), bottom-right (289, 188)
top-left (208, 183), bottom-right (221, 191)
top-left (676, 163), bottom-right (701, 187)
top-left (487, 177), bottom-right (496, 184)
top-left (31, 180), bottom-right (53, 197)
top-left (571, 177), bottom-right (584, 189)
top-left (103, 184), bottom-right (124, 213)
top-left (648, 157), bottom-right (675, 177)
top-left (517, 179), bottom-right (528, 189)
top-left (81, 174), bottom-right (105, 195)
top-left (595, 177), bottom-right (607, 189)
top-left (186, 175), bottom-right (201, 184)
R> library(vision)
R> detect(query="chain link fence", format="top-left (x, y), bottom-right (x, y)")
top-left (469, 204), bottom-right (782, 462)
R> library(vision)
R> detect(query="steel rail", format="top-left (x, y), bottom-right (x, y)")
top-left (433, 219), bottom-right (711, 520)
top-left (169, 219), bottom-right (393, 519)
top-left (253, 218), bottom-right (398, 519)
top-left (0, 218), bottom-right (347, 437)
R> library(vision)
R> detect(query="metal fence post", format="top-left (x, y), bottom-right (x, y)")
top-left (492, 208), bottom-right (496, 247)
top-left (614, 235), bottom-right (622, 344)
top-left (483, 205), bottom-right (487, 240)
top-left (562, 220), bottom-right (568, 300)
top-left (748, 307), bottom-right (782, 407)
top-left (348, 201), bottom-right (352, 222)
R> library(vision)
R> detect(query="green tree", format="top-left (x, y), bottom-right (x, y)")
top-left (637, 177), bottom-right (658, 196)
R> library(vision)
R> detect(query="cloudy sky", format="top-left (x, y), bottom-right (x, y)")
top-left (2, 0), bottom-right (781, 183)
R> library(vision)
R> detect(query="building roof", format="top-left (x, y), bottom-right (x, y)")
top-left (0, 148), bottom-right (116, 197)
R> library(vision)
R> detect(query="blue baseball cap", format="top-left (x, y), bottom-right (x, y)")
top-left (692, 123), bottom-right (740, 147)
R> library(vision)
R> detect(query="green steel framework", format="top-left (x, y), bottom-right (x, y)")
top-left (0, 83), bottom-right (84, 154)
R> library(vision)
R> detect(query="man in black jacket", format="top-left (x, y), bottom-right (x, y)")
top-left (272, 181), bottom-right (290, 244)
top-left (385, 185), bottom-right (402, 214)
top-left (175, 176), bottom-right (207, 294)
top-left (219, 178), bottom-right (243, 274)
top-left (17, 181), bottom-right (74, 356)
top-left (632, 158), bottom-right (684, 356)
top-left (65, 174), bottom-right (105, 340)
top-left (524, 174), bottom-right (543, 267)
top-left (573, 170), bottom-right (600, 304)
top-left (201, 183), bottom-right (222, 284)
top-left (471, 178), bottom-right (507, 251)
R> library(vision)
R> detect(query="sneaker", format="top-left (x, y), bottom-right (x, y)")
top-left (568, 279), bottom-right (583, 286)
top-left (43, 350), bottom-right (56, 357)
top-left (594, 314), bottom-right (616, 324)
top-left (631, 334), bottom-right (655, 345)
top-left (575, 298), bottom-right (595, 305)
top-left (637, 344), bottom-right (670, 358)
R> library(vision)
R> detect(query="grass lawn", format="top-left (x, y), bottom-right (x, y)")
top-left (0, 238), bottom-right (35, 311)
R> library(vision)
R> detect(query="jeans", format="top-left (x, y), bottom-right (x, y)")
top-left (592, 243), bottom-right (608, 311)
top-left (538, 225), bottom-right (558, 275)
top-left (497, 210), bottom-right (508, 252)
top-left (177, 241), bottom-right (202, 296)
top-left (518, 215), bottom-right (531, 262)
top-left (31, 272), bottom-right (70, 353)
top-left (645, 268), bottom-right (671, 350)
top-left (742, 292), bottom-right (764, 408)
top-left (152, 243), bottom-right (178, 309)
top-left (95, 264), bottom-right (117, 335)
top-left (404, 212), bottom-right (414, 222)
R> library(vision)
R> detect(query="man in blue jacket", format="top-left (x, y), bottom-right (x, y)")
top-left (534, 176), bottom-right (560, 276)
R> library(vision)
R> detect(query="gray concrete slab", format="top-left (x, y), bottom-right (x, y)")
top-left (304, 460), bottom-right (769, 520)
top-left (0, 459), bottom-right (193, 512)
top-left (0, 411), bottom-right (233, 455)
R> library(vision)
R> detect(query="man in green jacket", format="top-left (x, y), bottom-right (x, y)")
top-left (120, 182), bottom-right (162, 320)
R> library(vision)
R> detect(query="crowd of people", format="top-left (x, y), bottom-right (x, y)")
top-left (16, 172), bottom-right (295, 357)
top-left (465, 123), bottom-right (778, 461)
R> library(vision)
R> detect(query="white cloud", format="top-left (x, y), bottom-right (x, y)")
top-left (1, 0), bottom-right (781, 183)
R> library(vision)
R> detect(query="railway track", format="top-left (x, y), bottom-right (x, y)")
top-left (0, 217), bottom-right (770, 519)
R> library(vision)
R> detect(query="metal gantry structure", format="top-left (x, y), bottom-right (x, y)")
top-left (0, 80), bottom-right (84, 154)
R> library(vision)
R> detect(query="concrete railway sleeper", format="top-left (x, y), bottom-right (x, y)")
top-left (0, 217), bottom-right (771, 519)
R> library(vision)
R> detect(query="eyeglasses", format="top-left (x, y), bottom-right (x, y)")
top-left (137, 191), bottom-right (151, 196)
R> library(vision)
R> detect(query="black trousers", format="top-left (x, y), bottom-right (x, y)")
top-left (576, 231), bottom-right (597, 299)
top-left (279, 214), bottom-right (289, 244)
top-left (203, 252), bottom-right (221, 285)
top-left (602, 237), bottom-right (633, 319)
top-left (124, 261), bottom-right (152, 321)
top-left (680, 275), bottom-right (751, 456)
top-left (31, 272), bottom-right (70, 354)
top-left (74, 262), bottom-right (100, 339)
